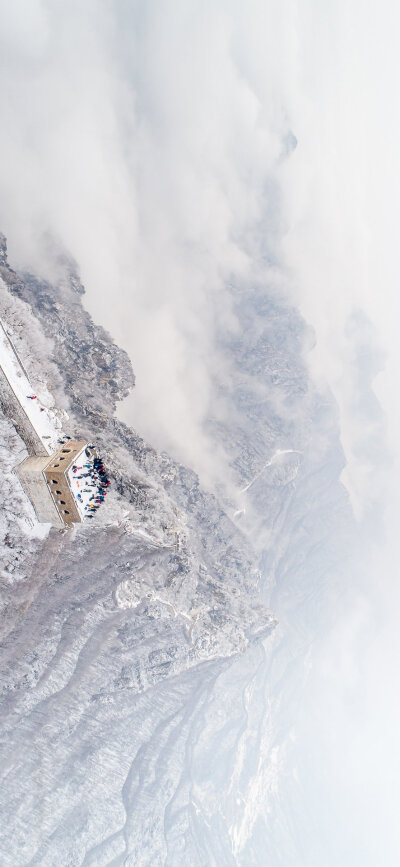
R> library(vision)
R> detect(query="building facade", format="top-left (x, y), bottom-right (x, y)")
top-left (15, 440), bottom-right (88, 527)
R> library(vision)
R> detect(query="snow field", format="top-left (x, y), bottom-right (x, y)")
top-left (0, 318), bottom-right (64, 454)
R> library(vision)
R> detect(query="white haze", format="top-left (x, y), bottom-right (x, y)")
top-left (0, 1), bottom-right (399, 864)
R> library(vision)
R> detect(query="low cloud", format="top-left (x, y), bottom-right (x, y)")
top-left (1, 1), bottom-right (397, 511)
top-left (0, 0), bottom-right (292, 485)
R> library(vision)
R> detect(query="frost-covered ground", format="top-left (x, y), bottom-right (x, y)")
top-left (0, 314), bottom-right (65, 454)
top-left (0, 236), bottom-right (359, 866)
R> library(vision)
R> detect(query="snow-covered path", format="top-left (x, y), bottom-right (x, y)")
top-left (240, 449), bottom-right (302, 493)
top-left (0, 318), bottom-right (63, 455)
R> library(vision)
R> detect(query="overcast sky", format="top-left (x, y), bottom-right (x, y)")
top-left (0, 1), bottom-right (399, 863)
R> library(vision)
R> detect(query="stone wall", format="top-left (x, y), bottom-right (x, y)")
top-left (15, 441), bottom-right (88, 527)
top-left (44, 441), bottom-right (87, 525)
top-left (15, 455), bottom-right (64, 526)
top-left (0, 366), bottom-right (47, 457)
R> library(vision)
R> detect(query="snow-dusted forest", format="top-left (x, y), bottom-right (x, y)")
top-left (0, 234), bottom-right (358, 866)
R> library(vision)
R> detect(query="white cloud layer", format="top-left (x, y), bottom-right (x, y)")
top-left (0, 0), bottom-right (398, 509)
top-left (0, 0), bottom-right (291, 484)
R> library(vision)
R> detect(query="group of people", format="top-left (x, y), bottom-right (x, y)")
top-left (70, 449), bottom-right (111, 519)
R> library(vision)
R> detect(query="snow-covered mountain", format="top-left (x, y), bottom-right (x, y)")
top-left (0, 235), bottom-right (357, 866)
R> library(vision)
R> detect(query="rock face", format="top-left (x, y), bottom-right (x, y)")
top-left (0, 235), bottom-right (355, 866)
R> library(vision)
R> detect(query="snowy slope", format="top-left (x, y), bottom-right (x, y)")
top-left (0, 312), bottom-right (65, 454)
top-left (0, 236), bottom-right (359, 867)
